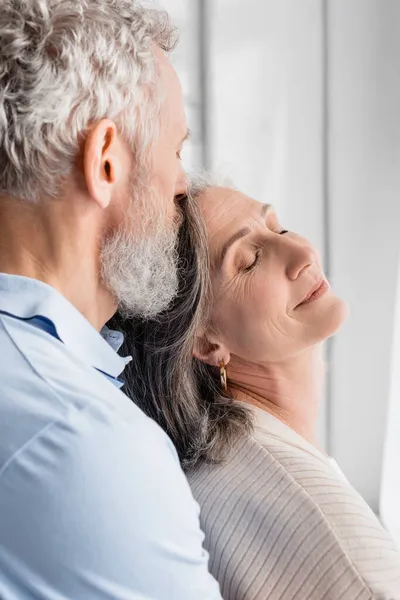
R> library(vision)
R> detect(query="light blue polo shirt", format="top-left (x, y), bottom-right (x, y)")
top-left (0, 274), bottom-right (221, 600)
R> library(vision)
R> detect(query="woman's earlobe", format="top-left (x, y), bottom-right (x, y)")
top-left (193, 335), bottom-right (230, 367)
top-left (192, 335), bottom-right (213, 364)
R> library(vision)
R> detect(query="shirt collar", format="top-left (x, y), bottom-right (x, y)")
top-left (0, 274), bottom-right (130, 379)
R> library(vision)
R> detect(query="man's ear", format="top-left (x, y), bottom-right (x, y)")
top-left (83, 119), bottom-right (120, 210)
top-left (193, 332), bottom-right (231, 367)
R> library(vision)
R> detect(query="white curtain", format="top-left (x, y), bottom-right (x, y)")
top-left (381, 259), bottom-right (400, 547)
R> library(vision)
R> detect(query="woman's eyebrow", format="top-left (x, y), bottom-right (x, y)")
top-left (218, 203), bottom-right (272, 268)
top-left (219, 227), bottom-right (252, 267)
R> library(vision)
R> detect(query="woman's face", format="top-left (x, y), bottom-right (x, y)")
top-left (198, 187), bottom-right (347, 365)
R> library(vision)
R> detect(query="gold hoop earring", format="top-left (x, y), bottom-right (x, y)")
top-left (219, 360), bottom-right (228, 391)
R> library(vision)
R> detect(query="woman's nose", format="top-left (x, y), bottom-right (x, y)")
top-left (284, 236), bottom-right (319, 281)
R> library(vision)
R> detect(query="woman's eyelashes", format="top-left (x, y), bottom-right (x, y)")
top-left (240, 227), bottom-right (288, 273)
top-left (244, 249), bottom-right (262, 272)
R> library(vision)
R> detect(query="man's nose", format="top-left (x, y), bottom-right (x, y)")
top-left (174, 167), bottom-right (188, 198)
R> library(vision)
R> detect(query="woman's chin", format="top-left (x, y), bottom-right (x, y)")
top-left (303, 293), bottom-right (348, 345)
top-left (321, 294), bottom-right (349, 339)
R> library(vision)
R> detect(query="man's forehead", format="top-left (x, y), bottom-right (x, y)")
top-left (156, 52), bottom-right (186, 134)
top-left (152, 43), bottom-right (170, 66)
top-left (154, 45), bottom-right (181, 91)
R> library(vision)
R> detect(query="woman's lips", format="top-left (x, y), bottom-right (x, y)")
top-left (295, 278), bottom-right (330, 308)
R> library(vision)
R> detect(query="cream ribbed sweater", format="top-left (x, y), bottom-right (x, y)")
top-left (187, 405), bottom-right (400, 600)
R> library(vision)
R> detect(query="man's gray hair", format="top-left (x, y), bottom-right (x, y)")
top-left (0, 0), bottom-right (177, 202)
top-left (109, 176), bottom-right (254, 469)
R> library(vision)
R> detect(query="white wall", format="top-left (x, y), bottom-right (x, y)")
top-left (328, 0), bottom-right (400, 510)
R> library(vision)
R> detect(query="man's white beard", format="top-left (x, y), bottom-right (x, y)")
top-left (100, 185), bottom-right (179, 319)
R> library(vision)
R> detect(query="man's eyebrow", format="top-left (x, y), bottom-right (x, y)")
top-left (180, 129), bottom-right (190, 145)
top-left (218, 203), bottom-right (273, 268)
top-left (261, 203), bottom-right (272, 218)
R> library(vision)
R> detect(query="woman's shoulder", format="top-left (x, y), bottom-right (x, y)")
top-left (187, 433), bottom-right (400, 600)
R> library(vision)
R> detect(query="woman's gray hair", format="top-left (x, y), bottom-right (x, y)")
top-left (0, 0), bottom-right (177, 202)
top-left (109, 176), bottom-right (253, 470)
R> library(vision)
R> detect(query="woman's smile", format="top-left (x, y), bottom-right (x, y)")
top-left (294, 277), bottom-right (330, 309)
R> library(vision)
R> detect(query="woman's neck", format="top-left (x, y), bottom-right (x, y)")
top-left (227, 345), bottom-right (325, 449)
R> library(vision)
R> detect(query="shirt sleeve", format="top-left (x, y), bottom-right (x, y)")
top-left (0, 400), bottom-right (222, 600)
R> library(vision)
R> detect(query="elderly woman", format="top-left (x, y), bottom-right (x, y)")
top-left (111, 180), bottom-right (400, 600)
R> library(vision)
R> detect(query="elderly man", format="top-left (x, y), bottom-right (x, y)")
top-left (0, 1), bottom-right (221, 599)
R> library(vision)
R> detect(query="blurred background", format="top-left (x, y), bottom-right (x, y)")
top-left (159, 0), bottom-right (400, 543)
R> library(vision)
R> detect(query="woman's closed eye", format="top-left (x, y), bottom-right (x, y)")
top-left (243, 229), bottom-right (288, 273)
top-left (244, 249), bottom-right (262, 272)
